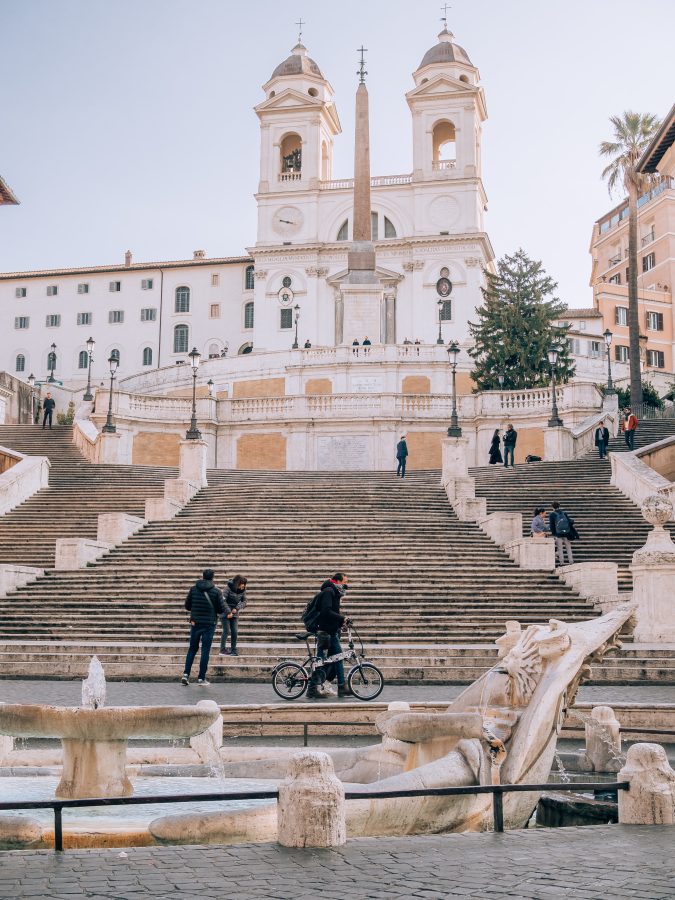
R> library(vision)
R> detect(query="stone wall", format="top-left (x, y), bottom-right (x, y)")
top-left (402, 375), bottom-right (431, 394)
top-left (132, 432), bottom-right (182, 466)
top-left (233, 378), bottom-right (286, 399)
top-left (236, 433), bottom-right (287, 469)
top-left (406, 431), bottom-right (443, 469)
top-left (305, 378), bottom-right (332, 395)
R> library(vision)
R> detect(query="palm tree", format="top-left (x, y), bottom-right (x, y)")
top-left (599, 112), bottom-right (660, 406)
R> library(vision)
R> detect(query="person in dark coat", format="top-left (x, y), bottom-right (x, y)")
top-left (489, 429), bottom-right (503, 465)
top-left (42, 393), bottom-right (56, 430)
top-left (181, 569), bottom-right (225, 685)
top-left (219, 574), bottom-right (247, 657)
top-left (396, 435), bottom-right (409, 478)
top-left (307, 573), bottom-right (352, 699)
top-left (549, 502), bottom-right (575, 566)
top-left (503, 423), bottom-right (517, 468)
top-left (594, 421), bottom-right (610, 459)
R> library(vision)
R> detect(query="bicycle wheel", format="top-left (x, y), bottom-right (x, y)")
top-left (272, 663), bottom-right (309, 700)
top-left (347, 662), bottom-right (384, 701)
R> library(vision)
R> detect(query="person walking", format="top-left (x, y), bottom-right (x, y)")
top-left (531, 507), bottom-right (550, 538)
top-left (181, 568), bottom-right (225, 685)
top-left (503, 424), bottom-right (517, 468)
top-left (594, 420), bottom-right (610, 459)
top-left (488, 429), bottom-right (503, 465)
top-left (42, 393), bottom-right (56, 430)
top-left (307, 573), bottom-right (352, 699)
top-left (396, 435), bottom-right (409, 478)
top-left (621, 407), bottom-right (638, 451)
top-left (219, 574), bottom-right (248, 657)
top-left (549, 502), bottom-right (575, 567)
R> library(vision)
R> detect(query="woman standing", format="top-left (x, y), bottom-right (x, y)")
top-left (488, 429), bottom-right (503, 465)
top-left (219, 575), bottom-right (248, 657)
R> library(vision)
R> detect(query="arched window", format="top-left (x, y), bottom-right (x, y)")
top-left (78, 350), bottom-right (88, 369)
top-left (440, 300), bottom-right (452, 321)
top-left (208, 342), bottom-right (220, 359)
top-left (244, 301), bottom-right (254, 329)
top-left (15, 354), bottom-right (25, 373)
top-left (280, 133), bottom-right (302, 177)
top-left (245, 265), bottom-right (255, 290)
top-left (432, 120), bottom-right (456, 169)
top-left (110, 348), bottom-right (121, 363)
top-left (173, 324), bottom-right (189, 353)
top-left (337, 219), bottom-right (349, 241)
top-left (238, 342), bottom-right (253, 355)
top-left (142, 347), bottom-right (153, 366)
top-left (175, 286), bottom-right (190, 313)
top-left (384, 216), bottom-right (397, 238)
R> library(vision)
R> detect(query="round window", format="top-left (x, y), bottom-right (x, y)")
top-left (440, 267), bottom-right (450, 278)
top-left (282, 276), bottom-right (292, 288)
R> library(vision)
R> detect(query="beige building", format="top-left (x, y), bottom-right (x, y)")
top-left (589, 175), bottom-right (675, 376)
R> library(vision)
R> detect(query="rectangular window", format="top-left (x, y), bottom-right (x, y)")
top-left (590, 341), bottom-right (602, 358)
top-left (109, 310), bottom-right (124, 324)
top-left (141, 279), bottom-right (153, 290)
top-left (140, 307), bottom-right (157, 322)
top-left (46, 285), bottom-right (58, 296)
top-left (578, 321), bottom-right (586, 331)
top-left (77, 283), bottom-right (89, 294)
top-left (647, 311), bottom-right (664, 331)
top-left (568, 338), bottom-right (581, 355)
top-left (15, 287), bottom-right (27, 298)
top-left (647, 350), bottom-right (665, 368)
top-left (211, 273), bottom-right (219, 287)
top-left (608, 274), bottom-right (621, 285)
top-left (625, 267), bottom-right (630, 282)
top-left (280, 308), bottom-right (293, 329)
top-left (615, 345), bottom-right (629, 362)
top-left (77, 312), bottom-right (92, 326)
top-left (109, 281), bottom-right (121, 292)
top-left (209, 303), bottom-right (221, 318)
top-left (46, 314), bottom-right (61, 327)
top-left (615, 307), bottom-right (628, 326)
top-left (14, 316), bottom-right (29, 329)
top-left (643, 252), bottom-right (656, 272)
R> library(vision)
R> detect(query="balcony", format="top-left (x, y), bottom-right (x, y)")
top-left (319, 174), bottom-right (413, 191)
top-left (432, 160), bottom-right (457, 171)
top-left (279, 172), bottom-right (302, 182)
top-left (608, 253), bottom-right (622, 266)
top-left (641, 232), bottom-right (656, 247)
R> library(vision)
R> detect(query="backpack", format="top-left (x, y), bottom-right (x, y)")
top-left (555, 511), bottom-right (572, 536)
top-left (301, 592), bottom-right (323, 633)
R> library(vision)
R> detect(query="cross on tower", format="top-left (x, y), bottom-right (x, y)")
top-left (440, 3), bottom-right (451, 28)
top-left (295, 17), bottom-right (305, 43)
top-left (357, 45), bottom-right (368, 84)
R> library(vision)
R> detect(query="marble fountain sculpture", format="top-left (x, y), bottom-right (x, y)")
top-left (150, 604), bottom-right (636, 844)
top-left (0, 657), bottom-right (220, 799)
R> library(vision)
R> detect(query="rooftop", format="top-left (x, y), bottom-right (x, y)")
top-left (270, 42), bottom-right (323, 81)
top-left (0, 176), bottom-right (19, 206)
top-left (560, 308), bottom-right (603, 319)
top-left (637, 103), bottom-right (675, 174)
top-left (0, 254), bottom-right (252, 281)
top-left (418, 28), bottom-right (473, 69)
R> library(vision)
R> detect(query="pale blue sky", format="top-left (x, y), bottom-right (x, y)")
top-left (1, 0), bottom-right (673, 307)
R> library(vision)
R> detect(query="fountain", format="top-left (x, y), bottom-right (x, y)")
top-left (0, 657), bottom-right (220, 799)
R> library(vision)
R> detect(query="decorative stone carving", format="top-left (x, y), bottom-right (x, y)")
top-left (618, 743), bottom-right (675, 824)
top-left (277, 751), bottom-right (346, 848)
top-left (578, 706), bottom-right (622, 773)
top-left (253, 269), bottom-right (267, 280)
top-left (495, 621), bottom-right (522, 658)
top-left (642, 494), bottom-right (673, 528)
top-left (631, 494), bottom-right (675, 642)
top-left (305, 266), bottom-right (328, 277)
top-left (402, 260), bottom-right (424, 272)
top-left (465, 257), bottom-right (482, 267)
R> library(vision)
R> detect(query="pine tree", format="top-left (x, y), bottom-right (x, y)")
top-left (468, 249), bottom-right (575, 391)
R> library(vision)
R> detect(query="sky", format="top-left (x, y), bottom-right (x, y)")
top-left (1, 0), bottom-right (673, 307)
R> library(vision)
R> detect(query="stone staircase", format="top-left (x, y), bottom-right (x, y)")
top-left (606, 417), bottom-right (675, 453)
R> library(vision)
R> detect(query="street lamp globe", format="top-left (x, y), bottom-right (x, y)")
top-left (603, 328), bottom-right (613, 348)
top-left (207, 379), bottom-right (214, 398)
top-left (547, 347), bottom-right (559, 367)
top-left (27, 373), bottom-right (35, 388)
top-left (108, 354), bottom-right (119, 375)
top-left (188, 347), bottom-right (201, 371)
top-left (86, 336), bottom-right (95, 353)
top-left (447, 341), bottom-right (460, 366)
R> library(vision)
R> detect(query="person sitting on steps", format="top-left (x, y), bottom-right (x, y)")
top-left (307, 573), bottom-right (353, 699)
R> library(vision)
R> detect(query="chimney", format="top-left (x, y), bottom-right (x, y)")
top-left (193, 249), bottom-right (206, 259)
top-left (124, 250), bottom-right (132, 267)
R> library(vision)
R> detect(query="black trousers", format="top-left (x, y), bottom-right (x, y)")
top-left (397, 457), bottom-right (407, 477)
top-left (42, 409), bottom-right (53, 429)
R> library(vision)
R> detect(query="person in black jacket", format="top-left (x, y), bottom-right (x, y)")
top-left (181, 569), bottom-right (225, 685)
top-left (396, 435), bottom-right (409, 478)
top-left (42, 394), bottom-right (56, 430)
top-left (219, 574), bottom-right (247, 657)
top-left (307, 573), bottom-right (352, 699)
top-left (549, 502), bottom-right (575, 567)
top-left (488, 429), bottom-right (503, 465)
top-left (503, 424), bottom-right (517, 468)
top-left (594, 421), bottom-right (610, 459)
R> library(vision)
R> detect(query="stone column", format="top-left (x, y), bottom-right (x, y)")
top-left (334, 288), bottom-right (344, 346)
top-left (179, 439), bottom-right (208, 488)
top-left (618, 743), bottom-right (675, 824)
top-left (98, 431), bottom-right (122, 464)
top-left (578, 706), bottom-right (622, 773)
top-left (277, 750), bottom-right (346, 848)
top-left (631, 495), bottom-right (675, 643)
top-left (384, 291), bottom-right (396, 345)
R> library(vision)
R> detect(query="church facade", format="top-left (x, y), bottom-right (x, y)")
top-left (0, 28), bottom-right (493, 387)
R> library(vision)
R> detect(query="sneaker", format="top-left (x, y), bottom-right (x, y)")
top-left (306, 686), bottom-right (326, 700)
top-left (181, 674), bottom-right (189, 686)
top-left (219, 649), bottom-right (230, 656)
top-left (230, 649), bottom-right (239, 657)
top-left (320, 681), bottom-right (337, 696)
top-left (197, 678), bottom-right (210, 686)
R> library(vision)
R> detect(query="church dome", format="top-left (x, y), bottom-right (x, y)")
top-left (418, 29), bottom-right (472, 68)
top-left (270, 43), bottom-right (324, 80)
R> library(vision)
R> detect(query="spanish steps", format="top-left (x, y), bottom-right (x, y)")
top-left (0, 423), bottom-right (671, 684)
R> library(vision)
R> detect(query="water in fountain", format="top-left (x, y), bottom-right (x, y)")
top-left (81, 656), bottom-right (106, 710)
top-left (574, 710), bottom-right (626, 768)
top-left (553, 750), bottom-right (571, 784)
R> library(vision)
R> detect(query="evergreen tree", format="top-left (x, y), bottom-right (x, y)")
top-left (468, 249), bottom-right (575, 391)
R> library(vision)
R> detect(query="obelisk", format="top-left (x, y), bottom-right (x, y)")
top-left (338, 47), bottom-right (386, 345)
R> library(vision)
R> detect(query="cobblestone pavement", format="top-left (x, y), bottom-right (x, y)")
top-left (0, 826), bottom-right (673, 899)
top-left (1, 679), bottom-right (672, 707)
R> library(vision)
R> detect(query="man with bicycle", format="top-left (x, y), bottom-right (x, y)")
top-left (307, 572), bottom-right (353, 699)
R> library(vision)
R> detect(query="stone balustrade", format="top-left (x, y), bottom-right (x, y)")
top-left (611, 439), bottom-right (675, 512)
top-left (0, 446), bottom-right (50, 516)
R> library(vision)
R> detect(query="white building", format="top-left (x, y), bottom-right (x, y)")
top-left (0, 27), bottom-right (493, 387)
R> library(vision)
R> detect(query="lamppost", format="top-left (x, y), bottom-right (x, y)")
top-left (292, 305), bottom-right (301, 350)
top-left (47, 343), bottom-right (57, 383)
top-left (207, 378), bottom-right (214, 398)
top-left (27, 373), bottom-right (35, 423)
top-left (603, 328), bottom-right (615, 395)
top-left (446, 341), bottom-right (462, 437)
top-left (436, 299), bottom-right (444, 345)
top-left (83, 336), bottom-right (95, 401)
top-left (547, 347), bottom-right (563, 427)
top-left (186, 347), bottom-right (202, 440)
top-left (498, 373), bottom-right (505, 390)
top-left (102, 354), bottom-right (119, 433)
